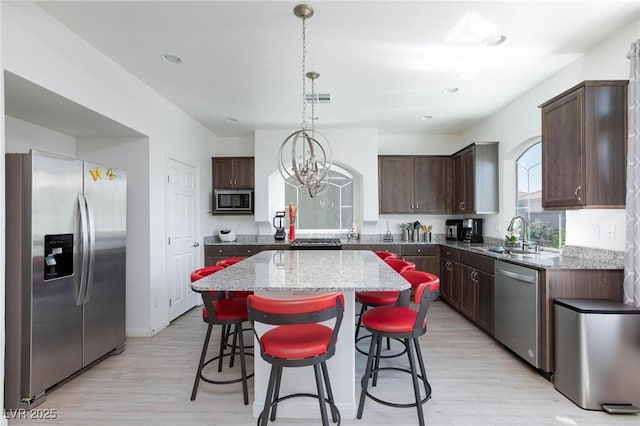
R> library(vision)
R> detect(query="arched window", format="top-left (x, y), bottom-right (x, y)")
top-left (516, 141), bottom-right (565, 249)
top-left (285, 165), bottom-right (354, 231)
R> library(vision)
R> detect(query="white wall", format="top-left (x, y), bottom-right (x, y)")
top-left (462, 18), bottom-right (640, 251)
top-left (5, 115), bottom-right (76, 156)
top-left (2, 2), bottom-right (217, 336)
top-left (254, 128), bottom-right (378, 234)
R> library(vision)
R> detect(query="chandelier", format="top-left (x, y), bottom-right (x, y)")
top-left (278, 4), bottom-right (332, 198)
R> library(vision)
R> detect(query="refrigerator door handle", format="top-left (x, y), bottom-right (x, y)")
top-left (77, 194), bottom-right (90, 306)
top-left (84, 194), bottom-right (96, 303)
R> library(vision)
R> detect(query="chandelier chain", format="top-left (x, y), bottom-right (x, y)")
top-left (301, 17), bottom-right (307, 128)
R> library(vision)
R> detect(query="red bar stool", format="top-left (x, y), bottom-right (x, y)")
top-left (247, 293), bottom-right (344, 426)
top-left (357, 270), bottom-right (440, 426)
top-left (374, 250), bottom-right (398, 260)
top-left (384, 258), bottom-right (416, 274)
top-left (216, 256), bottom-right (245, 267)
top-left (354, 258), bottom-right (416, 352)
top-left (190, 266), bottom-right (253, 404)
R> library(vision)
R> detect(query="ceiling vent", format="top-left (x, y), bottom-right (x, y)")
top-left (304, 92), bottom-right (331, 104)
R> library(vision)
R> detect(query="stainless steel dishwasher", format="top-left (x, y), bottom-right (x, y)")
top-left (494, 260), bottom-right (540, 368)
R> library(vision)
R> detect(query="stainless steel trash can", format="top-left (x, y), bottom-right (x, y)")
top-left (554, 299), bottom-right (640, 413)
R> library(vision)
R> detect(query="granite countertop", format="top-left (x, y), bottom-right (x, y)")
top-left (203, 234), bottom-right (624, 271)
top-left (190, 250), bottom-right (411, 292)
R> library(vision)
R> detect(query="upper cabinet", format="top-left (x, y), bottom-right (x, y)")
top-left (212, 157), bottom-right (254, 189)
top-left (539, 80), bottom-right (627, 209)
top-left (378, 156), bottom-right (450, 214)
top-left (451, 142), bottom-right (499, 214)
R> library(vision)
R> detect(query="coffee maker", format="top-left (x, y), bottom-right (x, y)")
top-left (273, 211), bottom-right (286, 241)
top-left (445, 219), bottom-right (463, 241)
top-left (462, 218), bottom-right (483, 243)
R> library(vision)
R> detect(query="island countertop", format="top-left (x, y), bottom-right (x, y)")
top-left (190, 249), bottom-right (411, 293)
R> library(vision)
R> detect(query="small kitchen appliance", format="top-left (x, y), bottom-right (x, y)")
top-left (461, 218), bottom-right (483, 243)
top-left (445, 219), bottom-right (463, 241)
top-left (273, 211), bottom-right (286, 241)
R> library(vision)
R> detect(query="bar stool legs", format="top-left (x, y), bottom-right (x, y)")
top-left (190, 321), bottom-right (252, 404)
top-left (357, 334), bottom-right (431, 426)
top-left (259, 361), bottom-right (339, 426)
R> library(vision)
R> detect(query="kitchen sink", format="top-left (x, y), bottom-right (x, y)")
top-left (476, 246), bottom-right (560, 260)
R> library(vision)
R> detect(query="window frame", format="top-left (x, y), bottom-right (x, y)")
top-left (515, 141), bottom-right (565, 250)
top-left (284, 165), bottom-right (354, 232)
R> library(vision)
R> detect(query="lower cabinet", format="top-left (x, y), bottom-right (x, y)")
top-left (443, 250), bottom-right (495, 335)
top-left (460, 264), bottom-right (494, 334)
top-left (439, 247), bottom-right (461, 308)
top-left (401, 244), bottom-right (439, 276)
top-left (205, 245), bottom-right (238, 266)
top-left (205, 244), bottom-right (288, 266)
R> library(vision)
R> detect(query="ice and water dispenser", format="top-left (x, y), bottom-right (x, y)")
top-left (44, 234), bottom-right (74, 280)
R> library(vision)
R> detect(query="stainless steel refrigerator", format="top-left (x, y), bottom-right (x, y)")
top-left (5, 150), bottom-right (126, 409)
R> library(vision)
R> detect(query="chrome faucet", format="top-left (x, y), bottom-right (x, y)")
top-left (507, 215), bottom-right (528, 250)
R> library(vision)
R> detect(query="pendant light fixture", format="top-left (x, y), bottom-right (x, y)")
top-left (278, 3), bottom-right (332, 198)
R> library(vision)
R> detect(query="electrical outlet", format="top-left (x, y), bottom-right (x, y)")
top-left (606, 225), bottom-right (615, 241)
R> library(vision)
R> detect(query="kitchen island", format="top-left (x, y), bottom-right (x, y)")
top-left (191, 249), bottom-right (411, 420)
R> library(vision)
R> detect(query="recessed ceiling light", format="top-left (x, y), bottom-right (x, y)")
top-left (225, 117), bottom-right (239, 123)
top-left (444, 87), bottom-right (460, 94)
top-left (161, 54), bottom-right (182, 64)
top-left (483, 34), bottom-right (507, 47)
top-left (420, 115), bottom-right (433, 120)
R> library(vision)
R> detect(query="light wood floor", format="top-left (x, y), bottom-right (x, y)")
top-left (8, 300), bottom-right (639, 425)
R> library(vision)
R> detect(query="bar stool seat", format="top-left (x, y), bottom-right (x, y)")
top-left (357, 270), bottom-right (439, 426)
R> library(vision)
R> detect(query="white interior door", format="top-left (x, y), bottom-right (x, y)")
top-left (166, 158), bottom-right (200, 321)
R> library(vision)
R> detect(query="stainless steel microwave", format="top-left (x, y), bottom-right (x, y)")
top-left (214, 189), bottom-right (253, 212)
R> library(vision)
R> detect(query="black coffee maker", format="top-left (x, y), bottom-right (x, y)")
top-left (273, 211), bottom-right (286, 241)
top-left (462, 218), bottom-right (483, 243)
top-left (445, 219), bottom-right (463, 241)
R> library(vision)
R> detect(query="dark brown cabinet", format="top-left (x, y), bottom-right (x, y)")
top-left (205, 245), bottom-right (238, 266)
top-left (539, 80), bottom-right (627, 209)
top-left (212, 157), bottom-right (254, 189)
top-left (205, 244), bottom-right (288, 266)
top-left (444, 251), bottom-right (495, 335)
top-left (401, 244), bottom-right (439, 276)
top-left (378, 156), bottom-right (450, 214)
top-left (451, 142), bottom-right (499, 214)
top-left (439, 247), bottom-right (461, 308)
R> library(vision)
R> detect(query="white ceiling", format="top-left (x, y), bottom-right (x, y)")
top-left (32, 1), bottom-right (640, 138)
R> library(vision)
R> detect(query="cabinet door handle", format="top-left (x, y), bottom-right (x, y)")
top-left (416, 249), bottom-right (422, 254)
top-left (574, 185), bottom-right (582, 201)
top-left (459, 201), bottom-right (465, 210)
top-left (411, 203), bottom-right (414, 209)
top-left (415, 203), bottom-right (419, 210)
top-left (234, 178), bottom-right (238, 186)
top-left (445, 261), bottom-right (452, 271)
top-left (229, 178), bottom-right (233, 186)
